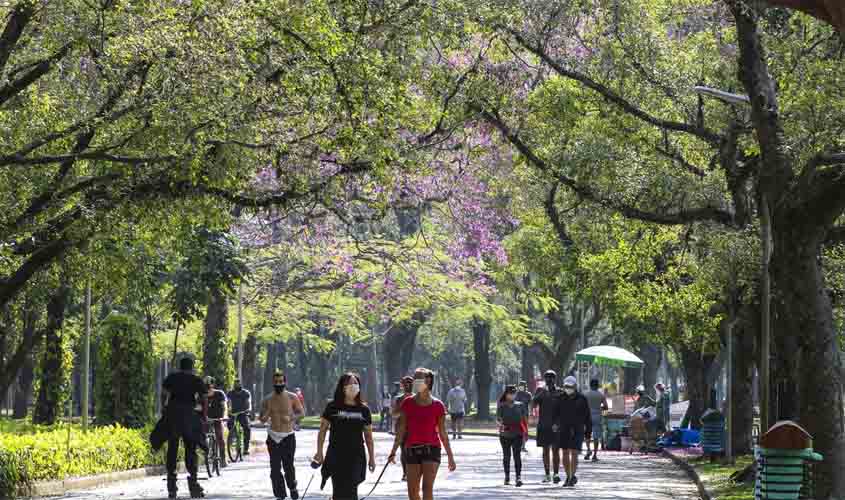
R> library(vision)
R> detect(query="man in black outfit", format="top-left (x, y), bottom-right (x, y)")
top-left (162, 357), bottom-right (207, 499)
top-left (227, 379), bottom-right (252, 455)
top-left (555, 376), bottom-right (592, 488)
top-left (532, 370), bottom-right (562, 483)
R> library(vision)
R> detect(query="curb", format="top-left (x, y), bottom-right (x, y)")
top-left (30, 464), bottom-right (184, 498)
top-left (662, 449), bottom-right (712, 500)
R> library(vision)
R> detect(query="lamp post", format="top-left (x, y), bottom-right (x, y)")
top-left (693, 86), bottom-right (756, 462)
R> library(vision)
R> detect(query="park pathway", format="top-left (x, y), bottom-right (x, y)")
top-left (44, 429), bottom-right (699, 500)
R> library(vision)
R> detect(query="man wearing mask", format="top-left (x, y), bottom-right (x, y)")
top-left (583, 379), bottom-right (608, 462)
top-left (161, 357), bottom-right (206, 499)
top-left (654, 383), bottom-right (671, 433)
top-left (532, 370), bottom-right (562, 484)
top-left (446, 379), bottom-right (467, 440)
top-left (554, 376), bottom-right (591, 488)
top-left (260, 372), bottom-right (305, 500)
top-left (227, 379), bottom-right (252, 455)
top-left (204, 376), bottom-right (228, 468)
top-left (515, 381), bottom-right (532, 452)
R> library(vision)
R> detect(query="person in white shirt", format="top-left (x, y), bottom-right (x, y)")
top-left (446, 380), bottom-right (468, 440)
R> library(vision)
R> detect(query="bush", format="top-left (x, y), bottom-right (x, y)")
top-left (95, 313), bottom-right (155, 428)
top-left (0, 423), bottom-right (164, 497)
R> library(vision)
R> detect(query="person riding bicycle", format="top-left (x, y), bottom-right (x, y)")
top-left (227, 379), bottom-right (252, 456)
top-left (204, 376), bottom-right (229, 469)
top-left (161, 357), bottom-right (207, 499)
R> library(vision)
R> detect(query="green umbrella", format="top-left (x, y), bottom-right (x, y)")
top-left (575, 345), bottom-right (644, 368)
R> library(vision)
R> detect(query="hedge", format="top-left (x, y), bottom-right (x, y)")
top-left (0, 423), bottom-right (164, 497)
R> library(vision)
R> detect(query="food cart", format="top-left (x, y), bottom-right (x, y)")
top-left (574, 345), bottom-right (645, 449)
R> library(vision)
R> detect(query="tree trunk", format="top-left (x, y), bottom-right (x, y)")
top-left (472, 318), bottom-right (492, 421)
top-left (242, 332), bottom-right (257, 410)
top-left (263, 342), bottom-right (277, 399)
top-left (521, 345), bottom-right (536, 391)
top-left (203, 288), bottom-right (231, 388)
top-left (297, 333), bottom-right (311, 414)
top-left (384, 313), bottom-right (423, 384)
top-left (33, 281), bottom-right (70, 425)
top-left (638, 344), bottom-right (662, 393)
top-left (678, 346), bottom-right (716, 430)
top-left (276, 341), bottom-right (287, 378)
top-left (464, 355), bottom-right (475, 414)
top-left (12, 304), bottom-right (39, 419)
top-left (772, 230), bottom-right (845, 499)
top-left (732, 317), bottom-right (756, 456)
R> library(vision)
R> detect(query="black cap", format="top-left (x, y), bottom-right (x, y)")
top-left (505, 384), bottom-right (517, 393)
top-left (544, 370), bottom-right (557, 378)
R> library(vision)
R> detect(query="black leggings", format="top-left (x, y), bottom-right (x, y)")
top-left (500, 435), bottom-right (523, 479)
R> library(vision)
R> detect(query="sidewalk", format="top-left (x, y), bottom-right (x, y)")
top-left (38, 429), bottom-right (700, 500)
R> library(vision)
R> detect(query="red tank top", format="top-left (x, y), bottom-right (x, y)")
top-left (401, 397), bottom-right (446, 447)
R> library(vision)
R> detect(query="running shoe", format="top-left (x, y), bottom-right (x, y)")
top-left (553, 474), bottom-right (561, 484)
top-left (584, 452), bottom-right (592, 460)
top-left (592, 455), bottom-right (598, 462)
top-left (542, 474), bottom-right (552, 483)
top-left (570, 475), bottom-right (578, 487)
top-left (290, 489), bottom-right (299, 500)
top-left (563, 477), bottom-right (572, 487)
top-left (516, 478), bottom-right (523, 487)
top-left (504, 479), bottom-right (510, 486)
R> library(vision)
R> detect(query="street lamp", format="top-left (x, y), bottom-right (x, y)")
top-left (694, 85), bottom-right (754, 464)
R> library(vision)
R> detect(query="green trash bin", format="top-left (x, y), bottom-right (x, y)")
top-left (755, 421), bottom-right (824, 500)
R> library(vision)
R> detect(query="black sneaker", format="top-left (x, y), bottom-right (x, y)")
top-left (516, 478), bottom-right (523, 487)
top-left (570, 475), bottom-right (578, 487)
top-left (563, 477), bottom-right (572, 487)
top-left (290, 489), bottom-right (299, 500)
top-left (504, 479), bottom-right (510, 486)
top-left (553, 474), bottom-right (561, 484)
top-left (584, 452), bottom-right (592, 460)
top-left (592, 455), bottom-right (598, 462)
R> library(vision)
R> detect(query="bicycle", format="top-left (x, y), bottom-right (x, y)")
top-left (203, 418), bottom-right (227, 478)
top-left (227, 411), bottom-right (249, 463)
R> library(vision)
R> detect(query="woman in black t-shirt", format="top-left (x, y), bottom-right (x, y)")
top-left (314, 373), bottom-right (376, 500)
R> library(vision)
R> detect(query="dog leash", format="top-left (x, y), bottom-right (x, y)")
top-left (359, 461), bottom-right (391, 500)
top-left (298, 470), bottom-right (318, 500)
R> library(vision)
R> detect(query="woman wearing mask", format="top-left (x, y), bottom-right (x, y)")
top-left (496, 385), bottom-right (527, 487)
top-left (314, 373), bottom-right (376, 500)
top-left (389, 368), bottom-right (456, 500)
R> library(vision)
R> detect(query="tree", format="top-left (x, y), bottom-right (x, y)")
top-left (94, 313), bottom-right (155, 428)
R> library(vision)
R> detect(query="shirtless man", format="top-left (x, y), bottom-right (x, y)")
top-left (260, 372), bottom-right (305, 500)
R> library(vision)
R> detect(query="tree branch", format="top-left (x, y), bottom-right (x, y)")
top-left (0, 2), bottom-right (36, 74)
top-left (476, 105), bottom-right (735, 226)
top-left (544, 182), bottom-right (575, 248)
top-left (0, 42), bottom-right (73, 107)
top-left (498, 25), bottom-right (722, 146)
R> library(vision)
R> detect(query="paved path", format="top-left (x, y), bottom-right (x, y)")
top-left (46, 430), bottom-right (699, 500)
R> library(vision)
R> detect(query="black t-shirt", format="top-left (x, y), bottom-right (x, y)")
top-left (322, 402), bottom-right (372, 452)
top-left (533, 387), bottom-right (562, 430)
top-left (207, 389), bottom-right (227, 419)
top-left (163, 371), bottom-right (206, 408)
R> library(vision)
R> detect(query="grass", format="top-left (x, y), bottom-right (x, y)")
top-left (692, 455), bottom-right (755, 500)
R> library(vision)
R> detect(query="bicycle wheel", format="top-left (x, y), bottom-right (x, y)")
top-left (203, 437), bottom-right (212, 479)
top-left (214, 439), bottom-right (222, 476)
top-left (227, 423), bottom-right (241, 463)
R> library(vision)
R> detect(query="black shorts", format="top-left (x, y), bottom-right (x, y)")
top-left (403, 445), bottom-right (442, 465)
top-left (558, 427), bottom-right (585, 450)
top-left (450, 413), bottom-right (465, 420)
top-left (536, 427), bottom-right (559, 448)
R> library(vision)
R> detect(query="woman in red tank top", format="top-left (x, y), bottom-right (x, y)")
top-left (389, 368), bottom-right (456, 500)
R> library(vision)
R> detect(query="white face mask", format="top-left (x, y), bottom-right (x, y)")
top-left (413, 379), bottom-right (427, 393)
top-left (345, 384), bottom-right (360, 397)
top-left (564, 387), bottom-right (575, 395)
